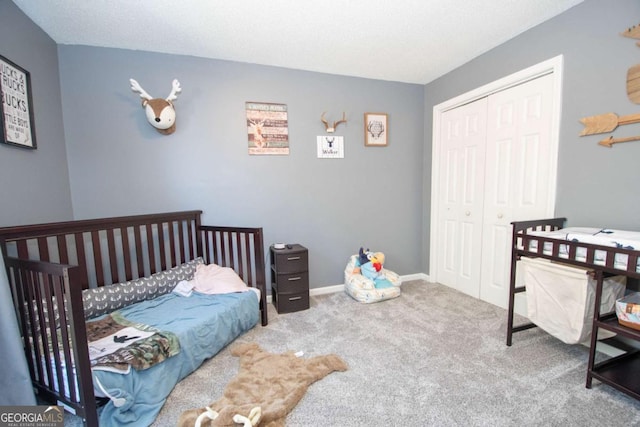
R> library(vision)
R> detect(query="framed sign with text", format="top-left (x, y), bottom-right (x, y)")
top-left (246, 101), bottom-right (289, 155)
top-left (0, 55), bottom-right (37, 149)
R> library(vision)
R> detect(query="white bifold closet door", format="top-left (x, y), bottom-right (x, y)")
top-left (436, 73), bottom-right (555, 308)
top-left (437, 97), bottom-right (488, 299)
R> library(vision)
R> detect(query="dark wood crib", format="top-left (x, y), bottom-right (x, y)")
top-left (0, 210), bottom-right (267, 426)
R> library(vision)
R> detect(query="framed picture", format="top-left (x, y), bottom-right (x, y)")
top-left (317, 135), bottom-right (344, 158)
top-left (0, 55), bottom-right (37, 149)
top-left (246, 101), bottom-right (289, 155)
top-left (364, 112), bottom-right (388, 147)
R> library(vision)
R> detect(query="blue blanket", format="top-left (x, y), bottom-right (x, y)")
top-left (93, 290), bottom-right (259, 426)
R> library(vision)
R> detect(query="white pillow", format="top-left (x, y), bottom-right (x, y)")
top-left (192, 263), bottom-right (249, 295)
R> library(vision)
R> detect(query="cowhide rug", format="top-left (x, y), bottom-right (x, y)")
top-left (178, 342), bottom-right (348, 427)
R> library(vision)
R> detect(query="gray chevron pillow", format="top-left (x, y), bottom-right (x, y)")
top-left (82, 257), bottom-right (203, 319)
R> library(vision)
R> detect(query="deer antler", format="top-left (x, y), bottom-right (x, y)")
top-left (321, 112), bottom-right (330, 130)
top-left (321, 111), bottom-right (347, 133)
top-left (129, 79), bottom-right (153, 100)
top-left (166, 79), bottom-right (182, 102)
top-left (333, 112), bottom-right (347, 128)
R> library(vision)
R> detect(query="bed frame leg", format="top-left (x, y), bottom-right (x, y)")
top-left (585, 270), bottom-right (604, 389)
top-left (260, 295), bottom-right (268, 326)
top-left (506, 246), bottom-right (519, 346)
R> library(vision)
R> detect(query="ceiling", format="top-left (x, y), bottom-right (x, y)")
top-left (13, 0), bottom-right (583, 85)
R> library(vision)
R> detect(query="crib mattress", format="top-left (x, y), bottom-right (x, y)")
top-left (93, 290), bottom-right (259, 426)
top-left (47, 291), bottom-right (261, 426)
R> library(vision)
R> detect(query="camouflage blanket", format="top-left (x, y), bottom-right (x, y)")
top-left (86, 311), bottom-right (180, 373)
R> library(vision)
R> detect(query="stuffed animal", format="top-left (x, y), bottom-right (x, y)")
top-left (353, 247), bottom-right (393, 289)
top-left (130, 78), bottom-right (181, 135)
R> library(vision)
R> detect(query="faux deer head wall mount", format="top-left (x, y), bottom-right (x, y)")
top-left (129, 79), bottom-right (182, 135)
top-left (321, 112), bottom-right (347, 133)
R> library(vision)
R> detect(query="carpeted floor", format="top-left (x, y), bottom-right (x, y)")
top-left (66, 280), bottom-right (640, 426)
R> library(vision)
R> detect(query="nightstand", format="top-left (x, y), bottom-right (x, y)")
top-left (270, 244), bottom-right (309, 313)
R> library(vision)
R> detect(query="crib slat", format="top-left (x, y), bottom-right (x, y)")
top-left (91, 231), bottom-right (104, 287)
top-left (57, 235), bottom-right (69, 264)
top-left (106, 229), bottom-right (118, 284)
top-left (157, 222), bottom-right (167, 272)
top-left (224, 231), bottom-right (233, 267)
top-left (168, 221), bottom-right (177, 266)
top-left (74, 233), bottom-right (90, 290)
top-left (212, 230), bottom-right (220, 265)
top-left (146, 224), bottom-right (157, 274)
top-left (54, 275), bottom-right (77, 402)
top-left (38, 237), bottom-right (49, 261)
top-left (177, 220), bottom-right (186, 264)
top-left (133, 225), bottom-right (144, 278)
top-left (246, 233), bottom-right (255, 285)
top-left (43, 273), bottom-right (66, 400)
top-left (16, 240), bottom-right (28, 259)
top-left (120, 226), bottom-right (133, 282)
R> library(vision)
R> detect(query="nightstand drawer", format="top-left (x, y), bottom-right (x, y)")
top-left (273, 290), bottom-right (310, 313)
top-left (273, 271), bottom-right (309, 294)
top-left (270, 243), bottom-right (309, 314)
top-left (273, 247), bottom-right (308, 273)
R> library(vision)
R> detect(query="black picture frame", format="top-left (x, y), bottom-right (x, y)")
top-left (0, 54), bottom-right (37, 149)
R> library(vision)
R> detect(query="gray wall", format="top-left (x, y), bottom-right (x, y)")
top-left (422, 0), bottom-right (640, 273)
top-left (0, 1), bottom-right (73, 226)
top-left (57, 47), bottom-right (425, 288)
top-left (5, 0), bottom-right (639, 287)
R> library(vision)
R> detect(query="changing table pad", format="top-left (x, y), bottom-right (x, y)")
top-left (525, 227), bottom-right (640, 271)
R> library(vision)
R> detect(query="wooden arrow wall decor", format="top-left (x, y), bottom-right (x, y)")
top-left (627, 64), bottom-right (640, 104)
top-left (622, 24), bottom-right (640, 40)
top-left (579, 112), bottom-right (640, 135)
top-left (579, 23), bottom-right (640, 147)
top-left (598, 134), bottom-right (640, 148)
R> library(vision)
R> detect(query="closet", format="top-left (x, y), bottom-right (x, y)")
top-left (433, 71), bottom-right (557, 309)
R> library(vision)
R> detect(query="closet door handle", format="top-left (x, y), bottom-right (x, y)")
top-left (465, 211), bottom-right (471, 216)
top-left (497, 213), bottom-right (504, 219)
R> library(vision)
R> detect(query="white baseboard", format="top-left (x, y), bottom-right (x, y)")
top-left (266, 272), bottom-right (429, 304)
top-left (402, 272), bottom-right (430, 282)
top-left (310, 284), bottom-right (345, 296)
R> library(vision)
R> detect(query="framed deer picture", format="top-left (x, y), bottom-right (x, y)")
top-left (364, 112), bottom-right (387, 147)
top-left (0, 55), bottom-right (37, 149)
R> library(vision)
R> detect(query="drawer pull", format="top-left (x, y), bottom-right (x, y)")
top-left (287, 276), bottom-right (302, 281)
top-left (288, 296), bottom-right (302, 301)
top-left (287, 256), bottom-right (301, 261)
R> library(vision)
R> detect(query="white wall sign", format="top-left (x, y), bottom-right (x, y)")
top-left (0, 55), bottom-right (36, 149)
top-left (317, 136), bottom-right (344, 158)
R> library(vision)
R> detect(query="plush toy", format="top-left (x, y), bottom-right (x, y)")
top-left (130, 78), bottom-right (181, 135)
top-left (353, 247), bottom-right (393, 289)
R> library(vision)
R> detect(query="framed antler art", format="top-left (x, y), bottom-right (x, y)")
top-left (364, 112), bottom-right (388, 147)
